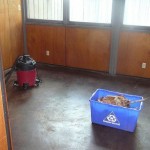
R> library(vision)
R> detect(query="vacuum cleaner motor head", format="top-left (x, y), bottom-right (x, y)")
top-left (16, 55), bottom-right (36, 71)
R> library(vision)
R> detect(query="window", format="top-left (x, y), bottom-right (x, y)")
top-left (123, 0), bottom-right (150, 26)
top-left (26, 0), bottom-right (63, 21)
top-left (69, 0), bottom-right (113, 24)
top-left (26, 0), bottom-right (113, 24)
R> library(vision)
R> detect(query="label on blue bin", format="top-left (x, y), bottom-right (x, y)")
top-left (103, 111), bottom-right (120, 126)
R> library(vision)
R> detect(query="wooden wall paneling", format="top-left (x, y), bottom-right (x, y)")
top-left (0, 0), bottom-right (12, 69)
top-left (27, 25), bottom-right (66, 65)
top-left (42, 26), bottom-right (54, 64)
top-left (42, 26), bottom-right (66, 65)
top-left (27, 25), bottom-right (45, 62)
top-left (0, 85), bottom-right (8, 150)
top-left (27, 25), bottom-right (54, 64)
top-left (117, 32), bottom-right (150, 78)
top-left (7, 0), bottom-right (21, 10)
top-left (53, 26), bottom-right (65, 65)
top-left (0, 14), bottom-right (5, 49)
top-left (0, 0), bottom-right (4, 13)
top-left (0, 0), bottom-right (23, 69)
top-left (8, 0), bottom-right (23, 65)
top-left (42, 26), bottom-right (65, 65)
top-left (66, 27), bottom-right (111, 71)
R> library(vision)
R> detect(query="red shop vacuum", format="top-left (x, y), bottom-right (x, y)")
top-left (13, 55), bottom-right (41, 89)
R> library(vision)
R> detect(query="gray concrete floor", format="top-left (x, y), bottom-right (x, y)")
top-left (7, 65), bottom-right (150, 150)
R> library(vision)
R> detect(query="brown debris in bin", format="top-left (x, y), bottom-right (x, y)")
top-left (98, 95), bottom-right (130, 107)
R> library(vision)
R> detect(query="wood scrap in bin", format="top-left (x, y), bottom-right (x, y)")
top-left (98, 95), bottom-right (130, 107)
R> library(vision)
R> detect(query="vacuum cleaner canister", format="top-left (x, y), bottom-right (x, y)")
top-left (14, 55), bottom-right (41, 89)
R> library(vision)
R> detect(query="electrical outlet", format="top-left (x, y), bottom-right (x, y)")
top-left (46, 50), bottom-right (50, 56)
top-left (142, 63), bottom-right (146, 69)
top-left (18, 4), bottom-right (21, 11)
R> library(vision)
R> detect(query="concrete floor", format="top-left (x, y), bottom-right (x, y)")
top-left (7, 65), bottom-right (150, 150)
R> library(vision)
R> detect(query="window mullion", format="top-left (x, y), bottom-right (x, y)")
top-left (109, 0), bottom-right (125, 75)
top-left (63, 0), bottom-right (69, 25)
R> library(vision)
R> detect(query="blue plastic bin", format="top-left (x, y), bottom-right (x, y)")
top-left (89, 89), bottom-right (143, 132)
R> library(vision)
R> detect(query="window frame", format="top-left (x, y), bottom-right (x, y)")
top-left (122, 25), bottom-right (150, 32)
top-left (25, 0), bottom-right (150, 31)
top-left (25, 0), bottom-right (112, 28)
top-left (25, 0), bottom-right (65, 25)
top-left (67, 0), bottom-right (113, 28)
top-left (122, 0), bottom-right (150, 31)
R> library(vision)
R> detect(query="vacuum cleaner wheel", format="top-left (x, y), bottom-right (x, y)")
top-left (13, 81), bottom-right (19, 87)
top-left (23, 83), bottom-right (29, 90)
top-left (34, 78), bottom-right (42, 87)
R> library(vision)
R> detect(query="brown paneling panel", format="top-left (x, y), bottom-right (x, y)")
top-left (0, 10), bottom-right (12, 69)
top-left (66, 27), bottom-right (111, 71)
top-left (8, 13), bottom-right (23, 64)
top-left (8, 0), bottom-right (21, 11)
top-left (0, 86), bottom-right (8, 150)
top-left (0, 137), bottom-right (8, 150)
top-left (27, 25), bottom-right (54, 64)
top-left (42, 26), bottom-right (54, 64)
top-left (0, 105), bottom-right (7, 150)
top-left (8, 0), bottom-right (23, 65)
top-left (26, 25), bottom-right (65, 65)
top-left (0, 0), bottom-right (4, 13)
top-left (117, 32), bottom-right (150, 78)
top-left (53, 27), bottom-right (65, 65)
top-left (0, 0), bottom-right (23, 69)
top-left (26, 25), bottom-right (45, 62)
